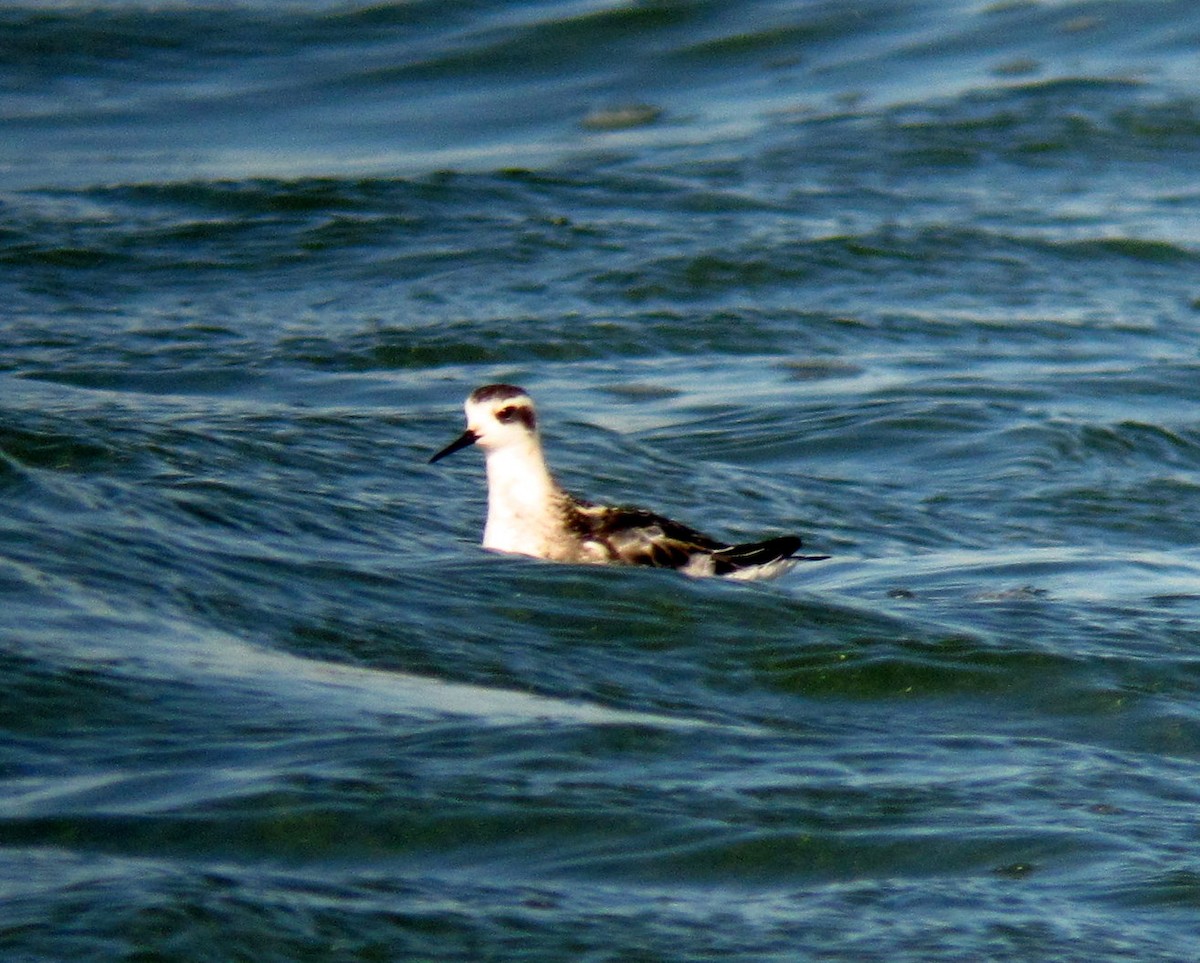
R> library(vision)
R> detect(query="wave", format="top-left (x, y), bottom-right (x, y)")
top-left (5, 0), bottom-right (1200, 187)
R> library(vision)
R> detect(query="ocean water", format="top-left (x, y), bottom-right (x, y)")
top-left (4, 0), bottom-right (1200, 959)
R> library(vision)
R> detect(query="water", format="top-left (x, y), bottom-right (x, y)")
top-left (4, 0), bottom-right (1200, 958)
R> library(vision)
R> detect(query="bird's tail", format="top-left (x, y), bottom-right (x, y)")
top-left (711, 535), bottom-right (828, 577)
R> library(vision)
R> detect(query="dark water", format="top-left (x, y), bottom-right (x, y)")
top-left (4, 1), bottom-right (1200, 959)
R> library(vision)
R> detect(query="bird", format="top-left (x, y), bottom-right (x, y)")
top-left (429, 383), bottom-right (827, 580)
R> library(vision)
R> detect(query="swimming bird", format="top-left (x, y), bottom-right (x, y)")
top-left (429, 384), bottom-right (827, 580)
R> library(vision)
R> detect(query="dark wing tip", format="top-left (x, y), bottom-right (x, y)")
top-left (712, 534), bottom-right (817, 571)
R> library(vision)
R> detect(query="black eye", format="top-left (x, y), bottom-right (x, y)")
top-left (496, 404), bottom-right (535, 430)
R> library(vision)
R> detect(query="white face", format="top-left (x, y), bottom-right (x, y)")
top-left (430, 384), bottom-right (540, 464)
top-left (464, 390), bottom-right (538, 452)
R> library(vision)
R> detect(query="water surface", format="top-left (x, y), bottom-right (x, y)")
top-left (4, 1), bottom-right (1200, 959)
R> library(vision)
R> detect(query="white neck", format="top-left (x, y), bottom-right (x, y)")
top-left (481, 438), bottom-right (566, 557)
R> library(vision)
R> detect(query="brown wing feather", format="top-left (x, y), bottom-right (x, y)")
top-left (567, 498), bottom-right (816, 575)
top-left (569, 502), bottom-right (727, 569)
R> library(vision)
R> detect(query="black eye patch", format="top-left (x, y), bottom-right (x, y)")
top-left (496, 404), bottom-right (536, 431)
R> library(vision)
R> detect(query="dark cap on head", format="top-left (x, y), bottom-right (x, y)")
top-left (469, 384), bottom-right (527, 404)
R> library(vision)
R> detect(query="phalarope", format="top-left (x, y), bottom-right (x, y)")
top-left (430, 384), bottom-right (827, 580)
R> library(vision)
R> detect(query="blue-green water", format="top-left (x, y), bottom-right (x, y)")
top-left (4, 1), bottom-right (1200, 959)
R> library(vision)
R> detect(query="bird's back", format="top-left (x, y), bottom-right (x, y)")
top-left (567, 498), bottom-right (812, 578)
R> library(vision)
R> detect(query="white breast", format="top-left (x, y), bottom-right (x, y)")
top-left (480, 444), bottom-right (574, 560)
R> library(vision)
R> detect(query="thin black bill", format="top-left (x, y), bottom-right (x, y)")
top-left (429, 429), bottom-right (479, 464)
